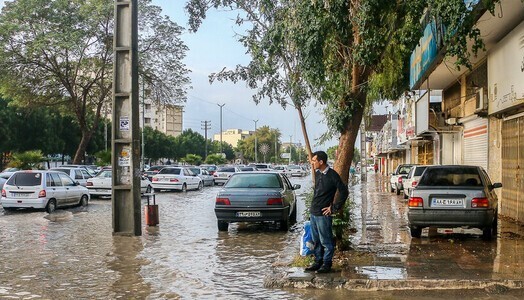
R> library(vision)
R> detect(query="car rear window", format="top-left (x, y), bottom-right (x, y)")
top-left (418, 167), bottom-right (482, 187)
top-left (6, 172), bottom-right (43, 186)
top-left (414, 167), bottom-right (427, 176)
top-left (159, 168), bottom-right (181, 175)
top-left (240, 167), bottom-right (255, 171)
top-left (225, 174), bottom-right (282, 188)
top-left (189, 168), bottom-right (200, 174)
top-left (218, 167), bottom-right (235, 172)
top-left (397, 165), bottom-right (412, 174)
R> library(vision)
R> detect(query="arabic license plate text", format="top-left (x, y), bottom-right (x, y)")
top-left (432, 198), bottom-right (464, 207)
top-left (236, 211), bottom-right (261, 217)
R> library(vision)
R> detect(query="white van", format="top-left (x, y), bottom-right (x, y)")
top-left (0, 170), bottom-right (90, 213)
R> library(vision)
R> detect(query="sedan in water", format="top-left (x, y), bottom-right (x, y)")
top-left (86, 169), bottom-right (152, 198)
top-left (408, 165), bottom-right (502, 240)
top-left (151, 167), bottom-right (203, 192)
top-left (214, 172), bottom-right (300, 231)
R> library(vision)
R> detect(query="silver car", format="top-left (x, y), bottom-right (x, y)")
top-left (214, 172), bottom-right (300, 231)
top-left (408, 165), bottom-right (502, 240)
top-left (188, 167), bottom-right (215, 186)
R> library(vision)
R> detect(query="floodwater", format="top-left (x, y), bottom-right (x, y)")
top-left (0, 176), bottom-right (312, 299)
top-left (1, 173), bottom-right (524, 299)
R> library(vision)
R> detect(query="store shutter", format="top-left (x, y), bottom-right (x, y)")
top-left (462, 117), bottom-right (488, 170)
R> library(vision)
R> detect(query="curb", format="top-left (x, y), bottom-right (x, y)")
top-left (264, 269), bottom-right (524, 291)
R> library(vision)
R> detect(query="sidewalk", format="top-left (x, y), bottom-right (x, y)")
top-left (267, 173), bottom-right (524, 291)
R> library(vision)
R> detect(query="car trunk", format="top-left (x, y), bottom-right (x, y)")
top-left (219, 188), bottom-right (284, 207)
top-left (416, 186), bottom-right (486, 209)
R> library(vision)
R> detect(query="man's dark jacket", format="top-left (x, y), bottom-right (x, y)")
top-left (310, 167), bottom-right (349, 216)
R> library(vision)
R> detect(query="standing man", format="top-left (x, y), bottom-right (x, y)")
top-left (305, 151), bottom-right (349, 273)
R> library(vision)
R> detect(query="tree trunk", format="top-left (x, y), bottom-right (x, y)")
top-left (296, 106), bottom-right (316, 183)
top-left (73, 130), bottom-right (93, 164)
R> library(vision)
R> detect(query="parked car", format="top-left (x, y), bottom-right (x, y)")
top-left (0, 173), bottom-right (10, 190)
top-left (407, 165), bottom-right (502, 240)
top-left (1, 170), bottom-right (90, 213)
top-left (213, 166), bottom-right (241, 185)
top-left (86, 169), bottom-right (152, 198)
top-left (214, 172), bottom-right (300, 231)
top-left (50, 167), bottom-right (93, 187)
top-left (239, 167), bottom-right (257, 172)
top-left (188, 167), bottom-right (215, 186)
top-left (285, 165), bottom-right (307, 177)
top-left (403, 165), bottom-right (432, 199)
top-left (252, 163), bottom-right (273, 171)
top-left (61, 165), bottom-right (97, 176)
top-left (200, 164), bottom-right (218, 175)
top-left (143, 165), bottom-right (169, 181)
top-left (272, 165), bottom-right (288, 174)
top-left (390, 164), bottom-right (416, 195)
top-left (1, 167), bottom-right (20, 178)
top-left (151, 167), bottom-right (203, 192)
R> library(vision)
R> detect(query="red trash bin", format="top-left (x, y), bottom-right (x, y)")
top-left (144, 193), bottom-right (159, 226)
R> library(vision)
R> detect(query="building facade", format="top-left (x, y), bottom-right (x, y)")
top-left (213, 129), bottom-right (254, 147)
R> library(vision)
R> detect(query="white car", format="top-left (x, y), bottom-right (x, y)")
top-left (213, 166), bottom-right (241, 185)
top-left (1, 170), bottom-right (90, 213)
top-left (50, 167), bottom-right (93, 187)
top-left (151, 167), bottom-right (203, 192)
top-left (285, 165), bottom-right (307, 177)
top-left (403, 165), bottom-right (431, 199)
top-left (86, 169), bottom-right (152, 198)
top-left (187, 167), bottom-right (215, 186)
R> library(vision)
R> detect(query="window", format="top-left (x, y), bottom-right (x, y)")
top-left (145, 118), bottom-right (151, 124)
top-left (7, 173), bottom-right (42, 186)
top-left (59, 173), bottom-right (75, 186)
top-left (225, 174), bottom-right (282, 188)
top-left (75, 170), bottom-right (83, 179)
top-left (159, 168), bottom-right (181, 175)
top-left (50, 173), bottom-right (62, 186)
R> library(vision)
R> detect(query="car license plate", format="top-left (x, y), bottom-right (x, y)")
top-left (431, 198), bottom-right (464, 207)
top-left (12, 192), bottom-right (31, 197)
top-left (236, 211), bottom-right (261, 217)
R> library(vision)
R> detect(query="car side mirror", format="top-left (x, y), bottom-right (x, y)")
top-left (75, 181), bottom-right (80, 186)
top-left (293, 184), bottom-right (301, 190)
top-left (491, 182), bottom-right (502, 189)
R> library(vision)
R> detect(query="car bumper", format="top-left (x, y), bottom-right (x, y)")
top-left (408, 208), bottom-right (495, 228)
top-left (151, 183), bottom-right (182, 190)
top-left (214, 178), bottom-right (228, 184)
top-left (87, 188), bottom-right (111, 196)
top-left (1, 197), bottom-right (47, 209)
top-left (215, 206), bottom-right (289, 222)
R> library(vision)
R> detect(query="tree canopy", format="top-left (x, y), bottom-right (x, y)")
top-left (0, 0), bottom-right (190, 163)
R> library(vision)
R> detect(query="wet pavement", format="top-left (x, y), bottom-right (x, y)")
top-left (1, 173), bottom-right (524, 299)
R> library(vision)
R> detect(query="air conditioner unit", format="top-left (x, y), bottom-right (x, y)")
top-left (475, 87), bottom-right (487, 112)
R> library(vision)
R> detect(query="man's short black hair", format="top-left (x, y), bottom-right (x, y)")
top-left (312, 151), bottom-right (328, 165)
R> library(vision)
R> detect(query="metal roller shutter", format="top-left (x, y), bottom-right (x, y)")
top-left (462, 117), bottom-right (488, 170)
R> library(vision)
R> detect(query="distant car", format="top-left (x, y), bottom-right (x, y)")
top-left (61, 165), bottom-right (97, 176)
top-left (285, 165), bottom-right (307, 177)
top-left (86, 169), bottom-right (152, 198)
top-left (251, 163), bottom-right (273, 171)
top-left (272, 165), bottom-right (287, 174)
top-left (239, 167), bottom-right (257, 172)
top-left (403, 165), bottom-right (432, 199)
top-left (188, 167), bottom-right (215, 186)
top-left (151, 167), bottom-right (203, 192)
top-left (213, 166), bottom-right (241, 185)
top-left (390, 164), bottom-right (416, 195)
top-left (50, 167), bottom-right (93, 187)
top-left (0, 168), bottom-right (20, 178)
top-left (143, 165), bottom-right (169, 181)
top-left (200, 164), bottom-right (218, 175)
top-left (0, 173), bottom-right (10, 190)
top-left (1, 170), bottom-right (90, 213)
top-left (408, 165), bottom-right (502, 240)
top-left (214, 172), bottom-right (300, 231)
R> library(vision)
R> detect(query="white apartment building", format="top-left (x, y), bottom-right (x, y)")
top-left (213, 129), bottom-right (253, 147)
top-left (140, 99), bottom-right (183, 137)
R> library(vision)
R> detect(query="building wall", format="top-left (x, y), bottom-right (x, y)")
top-left (213, 129), bottom-right (253, 147)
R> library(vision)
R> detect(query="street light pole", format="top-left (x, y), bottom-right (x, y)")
top-left (289, 135), bottom-right (292, 165)
top-left (218, 103), bottom-right (225, 154)
top-left (253, 119), bottom-right (258, 163)
top-left (274, 132), bottom-right (278, 164)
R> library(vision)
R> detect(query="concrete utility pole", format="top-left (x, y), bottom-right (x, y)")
top-left (360, 120), bottom-right (367, 182)
top-left (201, 120), bottom-right (211, 158)
top-left (112, 0), bottom-right (141, 236)
top-left (141, 76), bottom-right (145, 171)
top-left (253, 119), bottom-right (258, 163)
top-left (218, 104), bottom-right (225, 154)
top-left (274, 133), bottom-right (278, 164)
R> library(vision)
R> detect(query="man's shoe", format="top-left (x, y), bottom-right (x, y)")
top-left (304, 262), bottom-right (322, 272)
top-left (315, 266), bottom-right (332, 274)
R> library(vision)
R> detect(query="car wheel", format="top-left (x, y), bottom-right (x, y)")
top-left (211, 179), bottom-right (215, 186)
top-left (279, 218), bottom-right (290, 231)
top-left (410, 226), bottom-right (422, 238)
top-left (197, 181), bottom-right (203, 191)
top-left (396, 186), bottom-right (401, 195)
top-left (181, 183), bottom-right (187, 192)
top-left (217, 221), bottom-right (229, 231)
top-left (403, 191), bottom-right (408, 199)
top-left (482, 226), bottom-right (493, 240)
top-left (153, 188), bottom-right (159, 193)
top-left (79, 195), bottom-right (89, 207)
top-left (146, 185), bottom-right (152, 194)
top-left (46, 199), bottom-right (57, 214)
top-left (390, 185), bottom-right (395, 193)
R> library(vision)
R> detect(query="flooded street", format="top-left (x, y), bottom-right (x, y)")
top-left (1, 173), bottom-right (524, 299)
top-left (0, 176), bottom-right (312, 299)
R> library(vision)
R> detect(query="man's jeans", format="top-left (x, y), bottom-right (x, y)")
top-left (310, 214), bottom-right (334, 267)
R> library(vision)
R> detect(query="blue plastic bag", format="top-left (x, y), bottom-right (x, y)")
top-left (300, 221), bottom-right (314, 256)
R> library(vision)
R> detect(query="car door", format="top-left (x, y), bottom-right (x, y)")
top-left (184, 168), bottom-right (197, 188)
top-left (58, 173), bottom-right (79, 205)
top-left (80, 170), bottom-right (92, 187)
top-left (280, 174), bottom-right (295, 207)
top-left (48, 173), bottom-right (66, 206)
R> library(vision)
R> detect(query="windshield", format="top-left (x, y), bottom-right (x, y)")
top-left (96, 170), bottom-right (112, 178)
top-left (6, 172), bottom-right (43, 186)
top-left (218, 167), bottom-right (235, 172)
top-left (414, 167), bottom-right (427, 176)
top-left (189, 168), bottom-right (200, 174)
top-left (225, 173), bottom-right (282, 188)
top-left (418, 167), bottom-right (482, 187)
top-left (158, 168), bottom-right (181, 175)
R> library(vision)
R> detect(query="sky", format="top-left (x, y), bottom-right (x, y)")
top-left (154, 1), bottom-right (336, 149)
